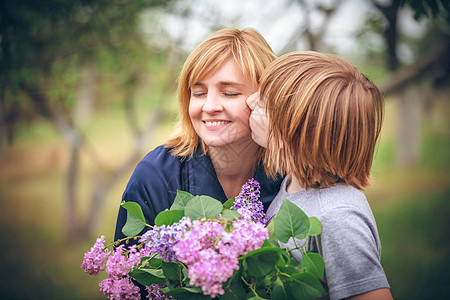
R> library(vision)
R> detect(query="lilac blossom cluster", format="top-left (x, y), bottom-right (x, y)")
top-left (81, 239), bottom-right (144, 299)
top-left (233, 178), bottom-right (267, 224)
top-left (99, 244), bottom-right (143, 299)
top-left (81, 235), bottom-right (110, 276)
top-left (140, 216), bottom-right (191, 262)
top-left (173, 218), bottom-right (268, 298)
top-left (82, 179), bottom-right (269, 299)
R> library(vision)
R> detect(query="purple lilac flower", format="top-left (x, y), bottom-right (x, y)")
top-left (146, 284), bottom-right (174, 300)
top-left (227, 218), bottom-right (268, 253)
top-left (81, 235), bottom-right (111, 276)
top-left (99, 277), bottom-right (140, 300)
top-left (173, 218), bottom-right (269, 298)
top-left (188, 248), bottom-right (236, 297)
top-left (140, 217), bottom-right (191, 262)
top-left (233, 178), bottom-right (267, 224)
top-left (105, 244), bottom-right (142, 279)
top-left (173, 219), bottom-right (224, 264)
top-left (99, 245), bottom-right (144, 299)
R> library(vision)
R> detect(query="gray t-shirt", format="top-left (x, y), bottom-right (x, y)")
top-left (266, 177), bottom-right (390, 300)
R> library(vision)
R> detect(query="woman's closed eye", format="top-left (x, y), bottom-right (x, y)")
top-left (223, 92), bottom-right (241, 97)
top-left (191, 89), bottom-right (207, 97)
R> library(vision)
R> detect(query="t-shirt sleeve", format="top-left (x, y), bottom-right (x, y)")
top-left (316, 207), bottom-right (390, 300)
top-left (114, 153), bottom-right (178, 241)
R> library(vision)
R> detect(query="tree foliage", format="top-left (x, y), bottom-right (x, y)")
top-left (1, 0), bottom-right (178, 240)
top-left (0, 0), bottom-right (174, 140)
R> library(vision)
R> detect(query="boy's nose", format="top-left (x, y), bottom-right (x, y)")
top-left (246, 92), bottom-right (259, 110)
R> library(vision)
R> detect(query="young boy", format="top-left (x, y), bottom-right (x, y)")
top-left (247, 51), bottom-right (393, 300)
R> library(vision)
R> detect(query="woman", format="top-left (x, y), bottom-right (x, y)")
top-left (114, 28), bottom-right (283, 241)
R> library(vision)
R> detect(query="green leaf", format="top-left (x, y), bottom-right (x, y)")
top-left (274, 199), bottom-right (310, 243)
top-left (154, 209), bottom-right (185, 226)
top-left (288, 272), bottom-right (326, 300)
top-left (162, 261), bottom-right (182, 281)
top-left (165, 287), bottom-right (209, 300)
top-left (130, 268), bottom-right (166, 285)
top-left (266, 219), bottom-right (277, 241)
top-left (122, 215), bottom-right (146, 236)
top-left (142, 257), bottom-right (163, 269)
top-left (261, 238), bottom-right (280, 249)
top-left (308, 217), bottom-right (322, 236)
top-left (121, 202), bottom-right (147, 237)
top-left (241, 244), bottom-right (283, 259)
top-left (184, 195), bottom-right (223, 220)
top-left (300, 253), bottom-right (325, 280)
top-left (170, 190), bottom-right (195, 210)
top-left (272, 278), bottom-right (290, 300)
top-left (247, 294), bottom-right (269, 300)
top-left (221, 209), bottom-right (241, 220)
top-left (242, 248), bottom-right (281, 278)
top-left (222, 198), bottom-right (235, 210)
top-left (221, 269), bottom-right (246, 300)
top-left (121, 201), bottom-right (146, 222)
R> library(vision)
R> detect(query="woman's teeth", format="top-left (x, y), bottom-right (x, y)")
top-left (205, 121), bottom-right (230, 126)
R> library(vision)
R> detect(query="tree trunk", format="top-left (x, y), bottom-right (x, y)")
top-left (82, 110), bottom-right (162, 238)
top-left (74, 65), bottom-right (97, 123)
top-left (66, 132), bottom-right (82, 240)
top-left (396, 84), bottom-right (424, 168)
top-left (65, 64), bottom-right (97, 241)
top-left (380, 39), bottom-right (449, 168)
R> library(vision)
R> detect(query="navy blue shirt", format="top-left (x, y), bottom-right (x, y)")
top-left (114, 145), bottom-right (283, 241)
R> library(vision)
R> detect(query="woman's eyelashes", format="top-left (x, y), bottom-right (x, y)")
top-left (191, 91), bottom-right (206, 97)
top-left (191, 90), bottom-right (242, 98)
top-left (223, 92), bottom-right (241, 97)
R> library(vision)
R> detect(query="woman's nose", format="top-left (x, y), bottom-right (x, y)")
top-left (202, 92), bottom-right (223, 113)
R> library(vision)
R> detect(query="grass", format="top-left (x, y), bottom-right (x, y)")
top-left (0, 93), bottom-right (449, 299)
top-left (376, 189), bottom-right (450, 299)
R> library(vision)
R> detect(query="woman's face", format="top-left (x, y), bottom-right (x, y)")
top-left (188, 59), bottom-right (258, 148)
top-left (247, 93), bottom-right (269, 148)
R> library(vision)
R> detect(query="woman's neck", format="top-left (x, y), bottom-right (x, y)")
top-left (208, 141), bottom-right (259, 199)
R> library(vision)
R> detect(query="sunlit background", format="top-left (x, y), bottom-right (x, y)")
top-left (1, 0), bottom-right (449, 299)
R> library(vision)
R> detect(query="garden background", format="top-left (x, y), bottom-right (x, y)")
top-left (1, 0), bottom-right (449, 299)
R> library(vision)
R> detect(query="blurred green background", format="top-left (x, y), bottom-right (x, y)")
top-left (1, 0), bottom-right (449, 299)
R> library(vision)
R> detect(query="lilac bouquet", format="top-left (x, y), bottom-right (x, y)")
top-left (82, 179), bottom-right (326, 299)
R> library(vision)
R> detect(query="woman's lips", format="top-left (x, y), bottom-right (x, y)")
top-left (203, 120), bottom-right (231, 129)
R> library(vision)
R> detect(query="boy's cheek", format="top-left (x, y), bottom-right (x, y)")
top-left (249, 109), bottom-right (269, 148)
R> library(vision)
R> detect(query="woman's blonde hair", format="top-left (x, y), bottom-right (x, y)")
top-left (261, 51), bottom-right (383, 190)
top-left (165, 27), bottom-right (276, 158)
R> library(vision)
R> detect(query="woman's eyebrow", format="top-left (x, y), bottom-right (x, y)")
top-left (192, 81), bottom-right (245, 88)
top-left (218, 81), bottom-right (245, 88)
top-left (192, 82), bottom-right (205, 87)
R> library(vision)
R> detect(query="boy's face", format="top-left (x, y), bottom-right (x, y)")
top-left (247, 93), bottom-right (269, 148)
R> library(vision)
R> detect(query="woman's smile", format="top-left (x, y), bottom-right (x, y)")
top-left (203, 120), bottom-right (231, 129)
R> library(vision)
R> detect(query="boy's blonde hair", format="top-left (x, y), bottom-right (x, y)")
top-left (260, 51), bottom-right (383, 190)
top-left (166, 27), bottom-right (276, 158)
